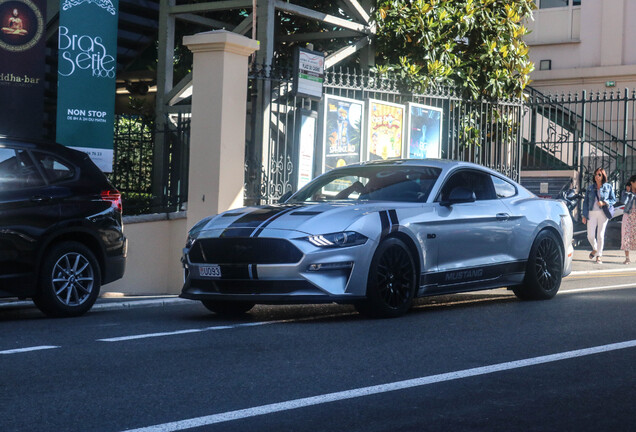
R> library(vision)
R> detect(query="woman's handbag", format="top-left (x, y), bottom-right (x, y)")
top-left (598, 189), bottom-right (615, 219)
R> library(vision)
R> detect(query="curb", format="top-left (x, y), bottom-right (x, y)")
top-left (568, 267), bottom-right (636, 276)
top-left (0, 296), bottom-right (189, 312)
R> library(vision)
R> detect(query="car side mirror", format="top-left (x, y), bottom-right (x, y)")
top-left (441, 187), bottom-right (476, 207)
top-left (278, 191), bottom-right (293, 203)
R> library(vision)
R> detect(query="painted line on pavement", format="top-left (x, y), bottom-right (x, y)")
top-left (0, 345), bottom-right (60, 355)
top-left (560, 283), bottom-right (636, 294)
top-left (98, 312), bottom-right (354, 343)
top-left (121, 339), bottom-right (636, 432)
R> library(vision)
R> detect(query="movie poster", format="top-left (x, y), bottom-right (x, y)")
top-left (0, 0), bottom-right (46, 139)
top-left (367, 99), bottom-right (404, 161)
top-left (322, 95), bottom-right (364, 172)
top-left (406, 102), bottom-right (443, 159)
top-left (56, 0), bottom-right (118, 172)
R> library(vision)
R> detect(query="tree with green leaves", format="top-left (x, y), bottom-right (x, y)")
top-left (374, 0), bottom-right (536, 100)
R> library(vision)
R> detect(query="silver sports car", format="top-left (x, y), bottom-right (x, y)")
top-left (181, 160), bottom-right (573, 318)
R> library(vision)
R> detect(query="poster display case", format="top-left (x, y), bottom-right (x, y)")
top-left (322, 95), bottom-right (364, 172)
top-left (366, 99), bottom-right (405, 161)
top-left (406, 102), bottom-right (443, 159)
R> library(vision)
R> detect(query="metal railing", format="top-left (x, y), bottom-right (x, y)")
top-left (522, 87), bottom-right (636, 193)
top-left (111, 113), bottom-right (189, 215)
top-left (245, 65), bottom-right (524, 205)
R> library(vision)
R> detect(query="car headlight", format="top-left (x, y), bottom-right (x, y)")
top-left (185, 235), bottom-right (196, 249)
top-left (307, 231), bottom-right (367, 248)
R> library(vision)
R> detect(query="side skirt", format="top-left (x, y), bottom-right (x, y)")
top-left (418, 261), bottom-right (527, 297)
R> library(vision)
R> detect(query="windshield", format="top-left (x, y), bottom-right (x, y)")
top-left (289, 165), bottom-right (442, 203)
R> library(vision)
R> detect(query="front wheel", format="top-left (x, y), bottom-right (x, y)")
top-left (513, 230), bottom-right (563, 300)
top-left (356, 237), bottom-right (417, 318)
top-left (33, 241), bottom-right (101, 317)
top-left (201, 300), bottom-right (255, 317)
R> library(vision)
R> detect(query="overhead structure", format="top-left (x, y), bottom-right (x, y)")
top-left (155, 0), bottom-right (376, 115)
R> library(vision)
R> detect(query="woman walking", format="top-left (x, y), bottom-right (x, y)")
top-left (621, 175), bottom-right (636, 264)
top-left (582, 168), bottom-right (617, 264)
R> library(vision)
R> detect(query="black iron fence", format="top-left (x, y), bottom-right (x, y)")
top-left (111, 71), bottom-right (636, 215)
top-left (522, 87), bottom-right (636, 193)
top-left (111, 113), bottom-right (189, 215)
top-left (245, 65), bottom-right (524, 205)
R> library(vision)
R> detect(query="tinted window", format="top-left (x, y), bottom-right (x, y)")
top-left (0, 148), bottom-right (45, 191)
top-left (492, 175), bottom-right (517, 198)
top-left (290, 166), bottom-right (442, 203)
top-left (439, 170), bottom-right (496, 201)
top-left (32, 151), bottom-right (75, 184)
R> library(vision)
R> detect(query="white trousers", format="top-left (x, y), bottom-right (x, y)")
top-left (587, 209), bottom-right (609, 256)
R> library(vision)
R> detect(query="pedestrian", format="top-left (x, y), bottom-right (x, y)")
top-left (582, 168), bottom-right (617, 264)
top-left (621, 175), bottom-right (636, 264)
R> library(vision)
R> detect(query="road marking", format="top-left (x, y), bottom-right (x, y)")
top-left (121, 339), bottom-right (636, 432)
top-left (0, 345), bottom-right (60, 355)
top-left (98, 312), bottom-right (354, 342)
top-left (97, 321), bottom-right (275, 342)
top-left (560, 283), bottom-right (636, 294)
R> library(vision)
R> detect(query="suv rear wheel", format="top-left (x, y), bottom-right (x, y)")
top-left (34, 241), bottom-right (101, 317)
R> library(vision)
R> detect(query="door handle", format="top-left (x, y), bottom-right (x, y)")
top-left (30, 195), bottom-right (52, 203)
top-left (496, 213), bottom-right (510, 221)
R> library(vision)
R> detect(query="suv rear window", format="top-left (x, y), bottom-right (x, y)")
top-left (0, 148), bottom-right (45, 190)
top-left (32, 151), bottom-right (75, 183)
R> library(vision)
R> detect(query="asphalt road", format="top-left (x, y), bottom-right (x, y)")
top-left (1, 272), bottom-right (635, 432)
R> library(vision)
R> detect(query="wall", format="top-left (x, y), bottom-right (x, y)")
top-left (526, 1), bottom-right (636, 93)
top-left (103, 214), bottom-right (187, 296)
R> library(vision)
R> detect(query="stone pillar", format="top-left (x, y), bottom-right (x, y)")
top-left (183, 30), bottom-right (259, 229)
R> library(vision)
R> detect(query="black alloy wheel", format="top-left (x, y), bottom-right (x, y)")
top-left (358, 237), bottom-right (417, 318)
top-left (513, 230), bottom-right (563, 300)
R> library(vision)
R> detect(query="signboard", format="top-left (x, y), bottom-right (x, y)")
top-left (293, 47), bottom-right (324, 100)
top-left (296, 111), bottom-right (316, 190)
top-left (367, 99), bottom-right (405, 161)
top-left (406, 102), bottom-right (443, 159)
top-left (322, 95), bottom-right (364, 173)
top-left (56, 0), bottom-right (118, 172)
top-left (0, 0), bottom-right (46, 139)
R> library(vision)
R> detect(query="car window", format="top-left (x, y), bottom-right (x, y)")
top-left (290, 166), bottom-right (442, 203)
top-left (32, 151), bottom-right (75, 184)
top-left (0, 148), bottom-right (45, 191)
top-left (439, 170), bottom-right (497, 202)
top-left (492, 175), bottom-right (517, 198)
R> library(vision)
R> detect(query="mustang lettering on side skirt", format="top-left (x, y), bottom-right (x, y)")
top-left (444, 269), bottom-right (484, 282)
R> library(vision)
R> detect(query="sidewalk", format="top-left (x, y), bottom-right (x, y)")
top-left (571, 248), bottom-right (634, 274)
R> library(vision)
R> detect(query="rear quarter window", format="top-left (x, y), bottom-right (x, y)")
top-left (32, 151), bottom-right (75, 183)
top-left (492, 175), bottom-right (517, 198)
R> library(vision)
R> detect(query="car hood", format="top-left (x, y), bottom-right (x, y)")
top-left (192, 202), bottom-right (396, 238)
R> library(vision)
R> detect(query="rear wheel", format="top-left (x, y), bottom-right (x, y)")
top-left (513, 230), bottom-right (563, 300)
top-left (33, 241), bottom-right (101, 317)
top-left (356, 237), bottom-right (417, 318)
top-left (201, 300), bottom-right (255, 317)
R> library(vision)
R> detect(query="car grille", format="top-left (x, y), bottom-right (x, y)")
top-left (189, 238), bottom-right (303, 264)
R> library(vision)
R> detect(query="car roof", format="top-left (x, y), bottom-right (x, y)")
top-left (339, 158), bottom-right (504, 176)
top-left (0, 136), bottom-right (87, 160)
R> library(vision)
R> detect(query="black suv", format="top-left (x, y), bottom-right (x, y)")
top-left (0, 137), bottom-right (126, 317)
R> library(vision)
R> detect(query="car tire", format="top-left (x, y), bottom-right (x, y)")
top-left (357, 237), bottom-right (417, 318)
top-left (513, 230), bottom-right (563, 301)
top-left (33, 241), bottom-right (101, 318)
top-left (201, 300), bottom-right (255, 317)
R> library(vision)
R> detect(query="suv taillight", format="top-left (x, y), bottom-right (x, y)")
top-left (101, 190), bottom-right (122, 212)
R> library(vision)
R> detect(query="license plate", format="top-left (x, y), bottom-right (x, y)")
top-left (199, 265), bottom-right (221, 278)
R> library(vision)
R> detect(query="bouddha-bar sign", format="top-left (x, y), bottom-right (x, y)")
top-left (56, 0), bottom-right (118, 172)
top-left (0, 0), bottom-right (46, 139)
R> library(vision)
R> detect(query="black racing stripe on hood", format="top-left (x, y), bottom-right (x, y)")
top-left (290, 210), bottom-right (324, 216)
top-left (220, 205), bottom-right (301, 237)
top-left (252, 205), bottom-right (301, 237)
